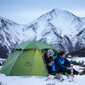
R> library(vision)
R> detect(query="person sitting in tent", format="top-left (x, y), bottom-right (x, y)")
top-left (48, 56), bottom-right (56, 75)
top-left (54, 51), bottom-right (83, 75)
top-left (44, 49), bottom-right (55, 75)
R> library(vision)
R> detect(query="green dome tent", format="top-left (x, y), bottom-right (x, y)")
top-left (0, 41), bottom-right (58, 76)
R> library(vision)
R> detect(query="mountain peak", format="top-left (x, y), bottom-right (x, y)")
top-left (30, 8), bottom-right (84, 39)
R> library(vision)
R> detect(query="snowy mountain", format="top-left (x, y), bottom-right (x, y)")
top-left (0, 17), bottom-right (22, 50)
top-left (0, 17), bottom-right (35, 58)
top-left (23, 9), bottom-right (85, 52)
top-left (0, 8), bottom-right (85, 58)
top-left (0, 16), bottom-right (24, 58)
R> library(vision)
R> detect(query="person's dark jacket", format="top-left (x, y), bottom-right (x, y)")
top-left (54, 54), bottom-right (72, 70)
top-left (44, 53), bottom-right (54, 74)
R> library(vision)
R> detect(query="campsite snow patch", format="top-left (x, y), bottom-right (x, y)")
top-left (0, 73), bottom-right (85, 85)
top-left (68, 57), bottom-right (85, 64)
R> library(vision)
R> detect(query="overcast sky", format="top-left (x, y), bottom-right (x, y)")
top-left (0, 0), bottom-right (85, 24)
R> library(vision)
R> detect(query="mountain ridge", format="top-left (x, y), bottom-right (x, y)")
top-left (0, 8), bottom-right (85, 58)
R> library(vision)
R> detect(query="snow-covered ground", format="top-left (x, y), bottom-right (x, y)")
top-left (0, 58), bottom-right (85, 85)
top-left (74, 65), bottom-right (84, 72)
top-left (0, 71), bottom-right (85, 85)
top-left (68, 57), bottom-right (85, 64)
